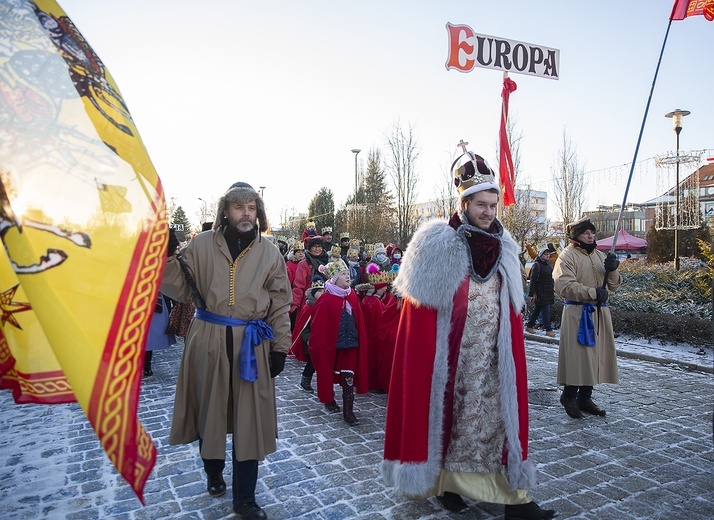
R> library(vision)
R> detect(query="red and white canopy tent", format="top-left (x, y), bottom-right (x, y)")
top-left (596, 230), bottom-right (648, 251)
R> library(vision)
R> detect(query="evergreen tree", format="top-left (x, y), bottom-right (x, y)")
top-left (170, 206), bottom-right (193, 240)
top-left (308, 188), bottom-right (335, 235)
top-left (362, 149), bottom-right (396, 243)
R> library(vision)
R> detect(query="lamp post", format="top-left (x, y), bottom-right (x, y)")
top-left (351, 149), bottom-right (361, 205)
top-left (664, 108), bottom-right (690, 271)
top-left (259, 186), bottom-right (265, 199)
top-left (198, 197), bottom-right (207, 224)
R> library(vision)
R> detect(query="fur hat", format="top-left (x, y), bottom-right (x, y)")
top-left (374, 243), bottom-right (387, 255)
top-left (319, 258), bottom-right (349, 281)
top-left (306, 235), bottom-right (324, 250)
top-left (451, 146), bottom-right (499, 200)
top-left (567, 218), bottom-right (596, 240)
top-left (215, 182), bottom-right (267, 232)
top-left (309, 276), bottom-right (325, 298)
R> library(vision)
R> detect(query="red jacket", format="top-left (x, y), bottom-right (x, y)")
top-left (308, 289), bottom-right (369, 402)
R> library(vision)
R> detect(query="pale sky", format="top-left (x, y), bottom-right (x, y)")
top-left (59, 0), bottom-right (713, 229)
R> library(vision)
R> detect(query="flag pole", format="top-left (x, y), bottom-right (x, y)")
top-left (609, 17), bottom-right (674, 255)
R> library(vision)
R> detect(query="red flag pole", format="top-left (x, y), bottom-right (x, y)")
top-left (499, 72), bottom-right (517, 207)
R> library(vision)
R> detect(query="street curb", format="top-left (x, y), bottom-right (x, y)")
top-left (524, 332), bottom-right (714, 375)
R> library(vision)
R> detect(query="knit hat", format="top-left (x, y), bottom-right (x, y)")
top-left (306, 235), bottom-right (324, 250)
top-left (309, 276), bottom-right (325, 298)
top-left (451, 144), bottom-right (499, 200)
top-left (538, 247), bottom-right (551, 257)
top-left (567, 218), bottom-right (596, 240)
top-left (374, 243), bottom-right (387, 255)
top-left (319, 258), bottom-right (349, 281)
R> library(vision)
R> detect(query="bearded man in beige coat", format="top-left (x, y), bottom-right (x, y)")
top-left (553, 218), bottom-right (622, 420)
top-left (162, 182), bottom-right (291, 520)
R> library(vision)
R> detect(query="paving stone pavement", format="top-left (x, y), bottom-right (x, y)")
top-left (1, 337), bottom-right (712, 519)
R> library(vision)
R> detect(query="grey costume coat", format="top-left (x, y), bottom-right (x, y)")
top-left (553, 244), bottom-right (622, 386)
top-left (161, 230), bottom-right (291, 461)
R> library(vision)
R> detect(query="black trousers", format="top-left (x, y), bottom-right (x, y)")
top-left (562, 385), bottom-right (593, 400)
top-left (197, 325), bottom-right (259, 505)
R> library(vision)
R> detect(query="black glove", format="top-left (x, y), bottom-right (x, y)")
top-left (595, 287), bottom-right (609, 304)
top-left (604, 253), bottom-right (619, 272)
top-left (269, 351), bottom-right (286, 378)
top-left (167, 228), bottom-right (179, 257)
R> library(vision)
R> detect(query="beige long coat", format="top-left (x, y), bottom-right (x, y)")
top-left (161, 230), bottom-right (291, 461)
top-left (553, 245), bottom-right (622, 386)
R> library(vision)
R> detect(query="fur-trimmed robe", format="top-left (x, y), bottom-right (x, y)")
top-left (381, 218), bottom-right (535, 497)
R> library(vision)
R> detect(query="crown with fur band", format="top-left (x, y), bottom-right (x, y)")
top-left (451, 141), bottom-right (500, 199)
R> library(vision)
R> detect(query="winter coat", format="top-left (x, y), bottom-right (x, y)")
top-left (553, 244), bottom-right (622, 386)
top-left (161, 230), bottom-right (291, 461)
top-left (290, 252), bottom-right (328, 313)
top-left (528, 256), bottom-right (555, 305)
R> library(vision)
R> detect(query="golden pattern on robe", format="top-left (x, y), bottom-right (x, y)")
top-left (444, 275), bottom-right (506, 474)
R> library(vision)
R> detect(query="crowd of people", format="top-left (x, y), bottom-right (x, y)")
top-left (155, 144), bottom-right (624, 520)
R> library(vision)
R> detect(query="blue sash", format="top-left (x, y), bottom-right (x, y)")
top-left (194, 308), bottom-right (274, 382)
top-left (564, 300), bottom-right (607, 347)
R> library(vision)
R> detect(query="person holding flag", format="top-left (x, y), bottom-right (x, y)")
top-left (162, 182), bottom-right (291, 520)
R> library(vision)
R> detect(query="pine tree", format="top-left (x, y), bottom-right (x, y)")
top-left (170, 206), bottom-right (193, 240)
top-left (308, 188), bottom-right (335, 235)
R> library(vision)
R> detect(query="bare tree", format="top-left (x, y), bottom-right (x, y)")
top-left (433, 157), bottom-right (458, 219)
top-left (551, 129), bottom-right (586, 228)
top-left (386, 121), bottom-right (420, 247)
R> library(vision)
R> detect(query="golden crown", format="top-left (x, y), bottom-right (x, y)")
top-left (340, 232), bottom-right (350, 239)
top-left (322, 226), bottom-right (332, 234)
top-left (347, 246), bottom-right (360, 257)
top-left (306, 221), bottom-right (316, 228)
top-left (367, 269), bottom-right (398, 286)
top-left (292, 241), bottom-right (305, 251)
top-left (351, 238), bottom-right (361, 247)
top-left (311, 278), bottom-right (325, 290)
top-left (330, 245), bottom-right (342, 256)
top-left (324, 259), bottom-right (349, 279)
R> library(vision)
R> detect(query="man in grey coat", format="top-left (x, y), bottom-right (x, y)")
top-left (162, 182), bottom-right (291, 519)
top-left (553, 218), bottom-right (622, 419)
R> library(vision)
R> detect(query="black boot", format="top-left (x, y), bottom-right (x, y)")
top-left (143, 351), bottom-right (153, 377)
top-left (206, 473), bottom-right (226, 497)
top-left (341, 372), bottom-right (359, 426)
top-left (577, 386), bottom-right (605, 415)
top-left (324, 400), bottom-right (340, 413)
top-left (505, 500), bottom-right (556, 520)
top-left (436, 491), bottom-right (468, 513)
top-left (300, 375), bottom-right (314, 393)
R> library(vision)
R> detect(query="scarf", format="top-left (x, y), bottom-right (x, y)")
top-left (448, 211), bottom-right (502, 280)
top-left (224, 225), bottom-right (257, 260)
top-left (325, 281), bottom-right (353, 314)
top-left (571, 238), bottom-right (597, 254)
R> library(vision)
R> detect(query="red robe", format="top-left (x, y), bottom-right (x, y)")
top-left (286, 260), bottom-right (300, 287)
top-left (308, 289), bottom-right (369, 403)
top-left (381, 218), bottom-right (534, 497)
top-left (289, 300), bottom-right (314, 362)
top-left (377, 292), bottom-right (400, 392)
top-left (360, 294), bottom-right (385, 391)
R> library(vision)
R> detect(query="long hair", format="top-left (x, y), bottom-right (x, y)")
top-left (213, 186), bottom-right (268, 233)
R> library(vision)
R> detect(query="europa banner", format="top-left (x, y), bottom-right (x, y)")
top-left (0, 0), bottom-right (166, 503)
top-left (446, 23), bottom-right (560, 80)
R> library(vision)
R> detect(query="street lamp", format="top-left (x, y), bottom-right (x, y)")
top-left (259, 186), bottom-right (265, 198)
top-left (351, 149), bottom-right (361, 205)
top-left (664, 108), bottom-right (690, 271)
top-left (198, 197), bottom-right (207, 224)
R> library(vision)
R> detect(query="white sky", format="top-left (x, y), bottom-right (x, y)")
top-left (59, 0), bottom-right (713, 228)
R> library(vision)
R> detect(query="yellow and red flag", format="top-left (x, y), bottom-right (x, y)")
top-left (670, 0), bottom-right (714, 20)
top-left (0, 0), bottom-right (165, 503)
